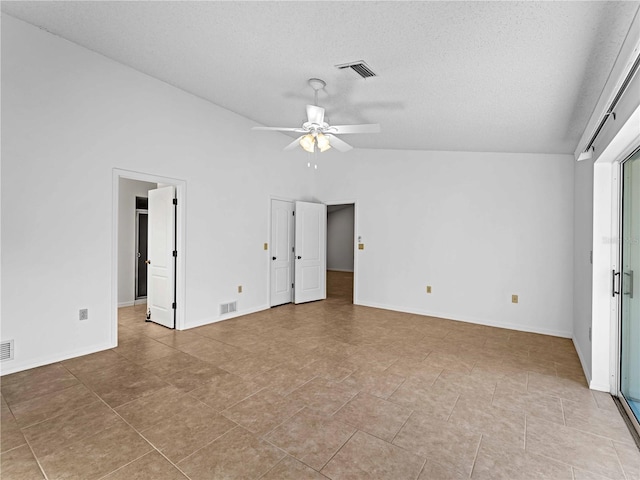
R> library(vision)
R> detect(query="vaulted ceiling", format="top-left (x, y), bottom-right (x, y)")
top-left (2, 1), bottom-right (638, 154)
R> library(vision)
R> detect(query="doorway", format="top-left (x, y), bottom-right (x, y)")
top-left (326, 203), bottom-right (355, 303)
top-left (618, 147), bottom-right (640, 436)
top-left (112, 169), bottom-right (187, 345)
top-left (135, 197), bottom-right (148, 300)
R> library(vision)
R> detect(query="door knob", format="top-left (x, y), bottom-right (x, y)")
top-left (272, 256), bottom-right (277, 260)
top-left (297, 256), bottom-right (302, 259)
top-left (145, 260), bottom-right (151, 265)
top-left (137, 252), bottom-right (141, 258)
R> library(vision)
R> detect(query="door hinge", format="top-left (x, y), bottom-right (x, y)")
top-left (172, 302), bottom-right (176, 309)
top-left (292, 283), bottom-right (294, 289)
top-left (173, 198), bottom-right (178, 205)
top-left (292, 211), bottom-right (295, 216)
top-left (173, 250), bottom-right (177, 257)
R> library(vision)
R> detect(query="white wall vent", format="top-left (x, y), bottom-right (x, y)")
top-left (1, 340), bottom-right (14, 361)
top-left (220, 301), bottom-right (237, 315)
top-left (335, 60), bottom-right (377, 78)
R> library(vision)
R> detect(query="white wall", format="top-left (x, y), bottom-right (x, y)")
top-left (573, 159), bottom-right (594, 381)
top-left (316, 149), bottom-right (575, 337)
top-left (327, 205), bottom-right (354, 272)
top-left (1, 16), bottom-right (314, 374)
top-left (117, 178), bottom-right (157, 306)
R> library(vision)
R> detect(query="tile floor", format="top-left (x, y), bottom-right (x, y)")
top-left (1, 271), bottom-right (639, 479)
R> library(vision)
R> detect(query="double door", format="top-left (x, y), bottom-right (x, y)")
top-left (270, 200), bottom-right (326, 306)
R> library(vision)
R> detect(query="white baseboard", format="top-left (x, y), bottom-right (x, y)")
top-left (355, 300), bottom-right (573, 338)
top-left (0, 342), bottom-right (116, 376)
top-left (118, 301), bottom-right (135, 307)
top-left (183, 305), bottom-right (270, 330)
top-left (572, 335), bottom-right (593, 386)
top-left (590, 379), bottom-right (612, 393)
top-left (327, 268), bottom-right (354, 273)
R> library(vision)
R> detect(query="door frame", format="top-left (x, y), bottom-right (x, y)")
top-left (112, 169), bottom-right (187, 345)
top-left (324, 200), bottom-right (358, 304)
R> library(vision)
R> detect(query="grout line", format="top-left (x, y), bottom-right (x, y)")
top-left (318, 427), bottom-right (358, 471)
top-left (391, 409), bottom-right (414, 444)
top-left (446, 395), bottom-right (461, 422)
top-left (523, 414), bottom-right (527, 450)
top-left (22, 437), bottom-right (51, 480)
top-left (560, 398), bottom-right (567, 426)
top-left (468, 433), bottom-right (483, 479)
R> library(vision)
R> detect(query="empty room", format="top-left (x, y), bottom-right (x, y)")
top-left (2, 2), bottom-right (640, 479)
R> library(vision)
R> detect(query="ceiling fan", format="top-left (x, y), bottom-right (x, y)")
top-left (252, 78), bottom-right (380, 153)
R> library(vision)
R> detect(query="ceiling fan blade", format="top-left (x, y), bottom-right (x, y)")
top-left (284, 136), bottom-right (305, 151)
top-left (306, 105), bottom-right (325, 125)
top-left (252, 126), bottom-right (305, 132)
top-left (329, 124), bottom-right (381, 134)
top-left (326, 134), bottom-right (353, 152)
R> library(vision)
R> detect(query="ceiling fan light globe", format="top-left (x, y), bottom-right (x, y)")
top-left (316, 133), bottom-right (330, 150)
top-left (300, 134), bottom-right (315, 153)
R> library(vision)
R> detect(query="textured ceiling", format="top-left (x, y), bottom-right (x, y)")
top-left (2, 1), bottom-right (639, 154)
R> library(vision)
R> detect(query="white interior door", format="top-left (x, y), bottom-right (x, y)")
top-left (270, 199), bottom-right (295, 306)
top-left (147, 186), bottom-right (176, 328)
top-left (294, 201), bottom-right (327, 304)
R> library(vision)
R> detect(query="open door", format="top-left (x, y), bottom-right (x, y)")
top-left (147, 186), bottom-right (176, 328)
top-left (294, 201), bottom-right (327, 304)
top-left (270, 200), bottom-right (295, 306)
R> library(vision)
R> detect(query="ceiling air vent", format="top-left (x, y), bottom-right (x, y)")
top-left (1, 340), bottom-right (14, 361)
top-left (335, 61), bottom-right (377, 79)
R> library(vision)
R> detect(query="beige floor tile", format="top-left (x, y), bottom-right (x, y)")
top-left (449, 396), bottom-right (525, 446)
top-left (141, 401), bottom-right (236, 463)
top-left (288, 377), bottom-right (358, 415)
top-left (62, 349), bottom-right (132, 378)
top-left (113, 337), bottom-right (180, 365)
top-left (189, 373), bottom-right (263, 412)
top-left (322, 430), bottom-right (425, 480)
top-left (82, 362), bottom-right (169, 408)
top-left (162, 362), bottom-right (229, 392)
top-left (302, 357), bottom-right (357, 382)
top-left (114, 384), bottom-right (203, 431)
top-left (265, 408), bottom-right (356, 470)
top-left (433, 370), bottom-right (497, 403)
top-left (139, 350), bottom-right (204, 377)
top-left (218, 352), bottom-right (282, 379)
top-left (418, 459), bottom-right (469, 479)
top-left (525, 415), bottom-right (625, 480)
top-left (174, 336), bottom-right (246, 364)
top-left (178, 426), bottom-right (285, 479)
top-left (0, 444), bottom-right (45, 479)
top-left (1, 400), bottom-right (26, 453)
top-left (392, 411), bottom-right (481, 478)
top-left (613, 440), bottom-right (640, 480)
top-left (222, 388), bottom-right (304, 435)
top-left (527, 372), bottom-right (597, 405)
top-left (591, 391), bottom-right (619, 412)
top-left (38, 420), bottom-right (152, 480)
top-left (333, 392), bottom-right (412, 442)
top-left (9, 383), bottom-right (98, 428)
top-left (562, 398), bottom-right (636, 445)
top-left (491, 382), bottom-right (564, 425)
top-left (340, 368), bottom-right (405, 399)
top-left (388, 377), bottom-right (457, 420)
top-left (572, 468), bottom-right (621, 480)
top-left (102, 450), bottom-right (186, 479)
top-left (23, 401), bottom-right (120, 458)
top-left (261, 455), bottom-right (329, 479)
top-left (471, 435), bottom-right (572, 479)
top-left (1, 363), bottom-right (80, 405)
top-left (253, 364), bottom-right (317, 395)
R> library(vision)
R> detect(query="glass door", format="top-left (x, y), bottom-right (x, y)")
top-left (620, 148), bottom-right (640, 434)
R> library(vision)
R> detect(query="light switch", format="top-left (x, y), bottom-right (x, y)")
top-left (263, 243), bottom-right (268, 250)
top-left (512, 294), bottom-right (518, 304)
top-left (426, 286), bottom-right (432, 294)
top-left (358, 243), bottom-right (365, 250)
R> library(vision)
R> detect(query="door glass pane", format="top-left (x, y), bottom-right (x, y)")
top-left (621, 149), bottom-right (640, 426)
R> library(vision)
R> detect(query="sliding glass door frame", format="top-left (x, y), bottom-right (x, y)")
top-left (617, 145), bottom-right (640, 436)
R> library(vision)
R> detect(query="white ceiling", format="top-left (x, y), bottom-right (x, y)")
top-left (2, 1), bottom-right (639, 154)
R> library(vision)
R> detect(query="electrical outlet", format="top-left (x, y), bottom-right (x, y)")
top-left (238, 285), bottom-right (243, 293)
top-left (264, 243), bottom-right (268, 250)
top-left (358, 243), bottom-right (365, 250)
top-left (511, 295), bottom-right (518, 304)
top-left (426, 286), bottom-right (432, 294)
top-left (79, 309), bottom-right (89, 321)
